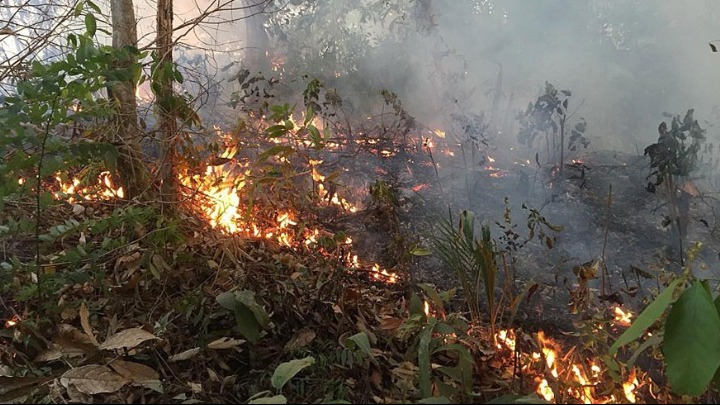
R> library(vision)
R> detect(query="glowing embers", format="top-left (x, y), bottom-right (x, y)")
top-left (492, 326), bottom-right (646, 404)
top-left (612, 306), bottom-right (633, 327)
top-left (317, 183), bottom-right (359, 213)
top-left (623, 369), bottom-right (639, 403)
top-left (347, 254), bottom-right (398, 284)
top-left (54, 171), bottom-right (125, 202)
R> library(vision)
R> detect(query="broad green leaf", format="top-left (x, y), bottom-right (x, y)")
top-left (610, 278), bottom-right (683, 355)
top-left (85, 14), bottom-right (97, 37)
top-left (418, 284), bottom-right (446, 316)
top-left (345, 332), bottom-right (373, 360)
top-left (235, 290), bottom-right (270, 328)
top-left (248, 395), bottom-right (287, 404)
top-left (271, 356), bottom-right (315, 390)
top-left (664, 282), bottom-right (720, 395)
top-left (418, 318), bottom-right (436, 398)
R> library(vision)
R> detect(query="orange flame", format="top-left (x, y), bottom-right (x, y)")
top-left (54, 171), bottom-right (125, 202)
top-left (623, 369), bottom-right (639, 403)
top-left (613, 306), bottom-right (633, 327)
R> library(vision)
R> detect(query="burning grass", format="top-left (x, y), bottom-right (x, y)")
top-left (0, 114), bottom-right (681, 404)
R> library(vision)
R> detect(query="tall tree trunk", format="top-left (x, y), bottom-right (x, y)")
top-left (157, 0), bottom-right (177, 208)
top-left (110, 0), bottom-right (149, 198)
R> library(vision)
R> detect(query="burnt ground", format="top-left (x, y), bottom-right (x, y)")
top-left (339, 145), bottom-right (720, 330)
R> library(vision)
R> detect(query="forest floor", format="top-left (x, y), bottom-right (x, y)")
top-left (1, 117), bottom-right (714, 403)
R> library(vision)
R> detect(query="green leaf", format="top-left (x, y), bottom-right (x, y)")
top-left (215, 291), bottom-right (269, 343)
top-left (248, 395), bottom-right (288, 404)
top-left (410, 247), bottom-right (432, 256)
top-left (664, 282), bottom-right (720, 395)
top-left (248, 395), bottom-right (287, 404)
top-left (610, 278), bottom-right (683, 355)
top-left (418, 284), bottom-right (446, 316)
top-left (271, 356), bottom-right (315, 391)
top-left (345, 332), bottom-right (374, 360)
top-left (235, 290), bottom-right (270, 327)
top-left (86, 0), bottom-right (101, 13)
top-left (85, 13), bottom-right (97, 37)
top-left (257, 145), bottom-right (294, 162)
top-left (418, 318), bottom-right (436, 398)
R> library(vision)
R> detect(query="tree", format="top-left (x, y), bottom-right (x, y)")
top-left (109, 0), bottom-right (150, 198)
top-left (156, 0), bottom-right (178, 207)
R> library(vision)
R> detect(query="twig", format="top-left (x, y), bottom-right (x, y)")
top-left (35, 95), bottom-right (59, 307)
top-left (601, 184), bottom-right (612, 297)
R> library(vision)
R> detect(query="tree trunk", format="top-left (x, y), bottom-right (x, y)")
top-left (109, 0), bottom-right (149, 198)
top-left (157, 0), bottom-right (177, 208)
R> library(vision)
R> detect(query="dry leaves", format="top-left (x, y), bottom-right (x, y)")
top-left (60, 365), bottom-right (129, 395)
top-left (99, 328), bottom-right (158, 351)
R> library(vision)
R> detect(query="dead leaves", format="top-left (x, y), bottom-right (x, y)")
top-left (99, 328), bottom-right (159, 351)
top-left (60, 365), bottom-right (129, 395)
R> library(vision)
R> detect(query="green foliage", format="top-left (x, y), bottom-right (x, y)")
top-left (430, 210), bottom-right (497, 328)
top-left (271, 356), bottom-right (316, 391)
top-left (246, 356), bottom-right (316, 404)
top-left (664, 282), bottom-right (720, 395)
top-left (517, 82), bottom-right (589, 169)
top-left (216, 290), bottom-right (270, 344)
top-left (611, 248), bottom-right (720, 397)
top-left (609, 278), bottom-right (683, 355)
top-left (644, 109), bottom-right (705, 191)
top-left (398, 286), bottom-right (473, 400)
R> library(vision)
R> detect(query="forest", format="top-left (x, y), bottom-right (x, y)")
top-left (1, 0), bottom-right (720, 403)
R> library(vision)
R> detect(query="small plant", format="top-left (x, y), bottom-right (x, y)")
top-left (644, 109), bottom-right (705, 264)
top-left (396, 284), bottom-right (473, 401)
top-left (610, 243), bottom-right (720, 397)
top-left (246, 356), bottom-right (316, 404)
top-left (430, 210), bottom-right (497, 332)
top-left (517, 82), bottom-right (589, 176)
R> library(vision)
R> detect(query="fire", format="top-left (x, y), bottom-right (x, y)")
top-left (317, 183), bottom-right (359, 213)
top-left (613, 306), bottom-right (633, 327)
top-left (433, 129), bottom-right (446, 138)
top-left (54, 171), bottom-right (125, 202)
top-left (537, 378), bottom-right (555, 402)
top-left (496, 329), bottom-right (516, 351)
top-left (623, 370), bottom-right (639, 403)
top-left (487, 155), bottom-right (496, 163)
top-left (423, 300), bottom-right (431, 317)
top-left (371, 263), bottom-right (397, 284)
top-left (4, 314), bottom-right (19, 328)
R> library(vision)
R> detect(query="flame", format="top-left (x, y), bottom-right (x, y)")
top-left (537, 378), bottom-right (555, 402)
top-left (4, 314), bottom-right (19, 328)
top-left (371, 263), bottom-right (397, 284)
top-left (496, 329), bottom-right (516, 351)
top-left (54, 171), bottom-right (125, 202)
top-left (487, 155), bottom-right (496, 163)
top-left (433, 129), bottom-right (446, 138)
top-left (423, 300), bottom-right (431, 317)
top-left (317, 183), bottom-right (359, 213)
top-left (613, 306), bottom-right (633, 327)
top-left (623, 370), bottom-right (639, 403)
